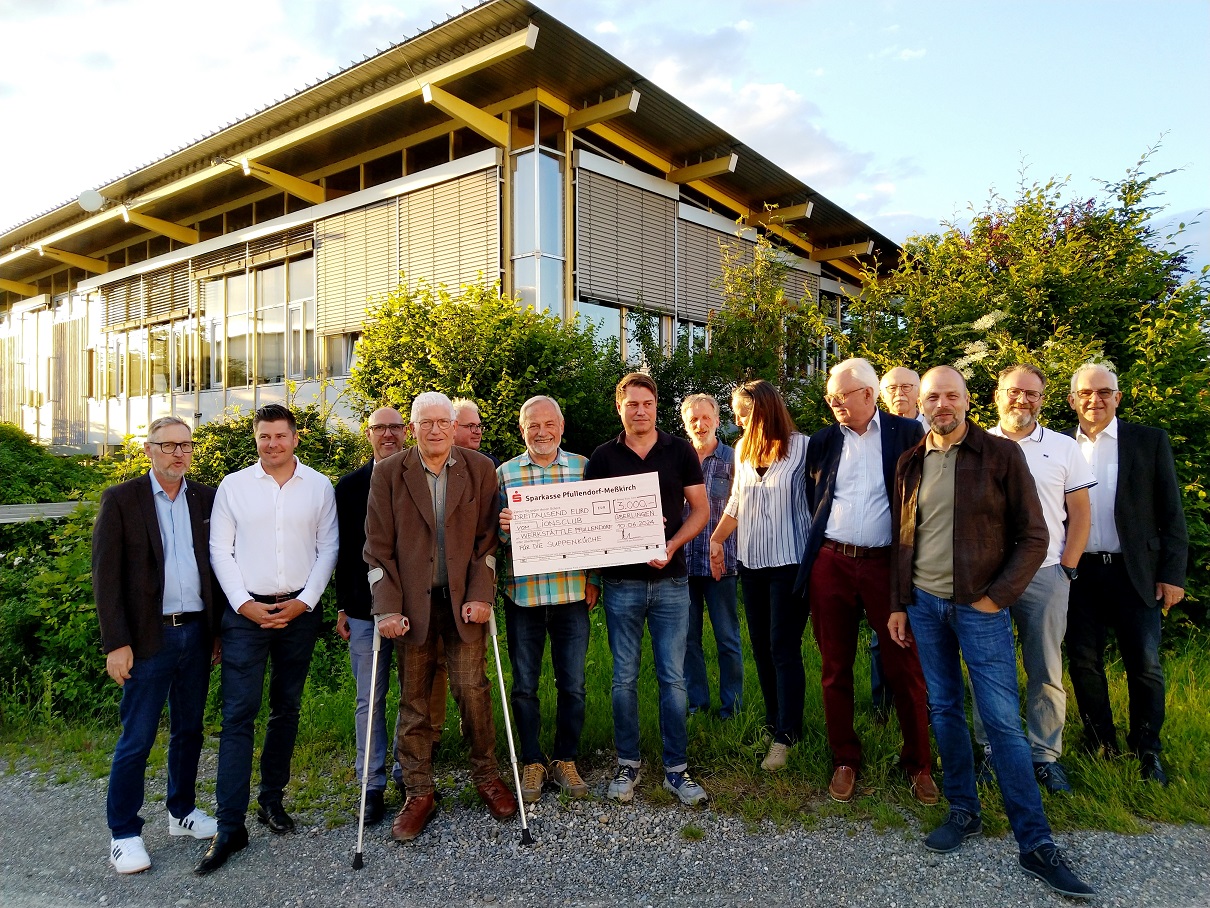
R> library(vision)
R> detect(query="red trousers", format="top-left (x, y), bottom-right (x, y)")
top-left (809, 544), bottom-right (931, 774)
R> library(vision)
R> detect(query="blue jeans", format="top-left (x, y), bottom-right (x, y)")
top-left (908, 588), bottom-right (1054, 854)
top-left (685, 575), bottom-right (743, 718)
top-left (107, 620), bottom-right (211, 838)
top-left (347, 616), bottom-right (401, 793)
top-left (504, 597), bottom-right (590, 765)
top-left (214, 607), bottom-right (320, 833)
top-left (601, 576), bottom-right (690, 772)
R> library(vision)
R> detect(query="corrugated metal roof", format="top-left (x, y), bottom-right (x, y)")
top-left (1, 0), bottom-right (897, 282)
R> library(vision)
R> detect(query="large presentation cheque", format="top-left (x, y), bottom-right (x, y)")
top-left (508, 472), bottom-right (666, 576)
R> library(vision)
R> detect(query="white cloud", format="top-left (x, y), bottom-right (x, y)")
top-left (872, 44), bottom-right (927, 62)
top-left (898, 48), bottom-right (926, 61)
top-left (595, 21), bottom-right (618, 34)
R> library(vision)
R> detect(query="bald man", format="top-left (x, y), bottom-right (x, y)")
top-left (880, 366), bottom-right (927, 428)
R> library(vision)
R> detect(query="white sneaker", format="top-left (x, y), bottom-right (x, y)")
top-left (606, 764), bottom-right (641, 802)
top-left (168, 807), bottom-right (218, 839)
top-left (109, 836), bottom-right (151, 874)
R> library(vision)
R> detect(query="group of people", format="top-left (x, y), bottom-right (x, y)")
top-left (92, 356), bottom-right (1186, 901)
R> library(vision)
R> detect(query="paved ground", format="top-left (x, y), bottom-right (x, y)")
top-left (2, 765), bottom-right (1208, 908)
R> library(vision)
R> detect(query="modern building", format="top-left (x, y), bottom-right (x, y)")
top-left (0, 0), bottom-right (897, 451)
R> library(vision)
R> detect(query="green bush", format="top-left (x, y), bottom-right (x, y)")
top-left (0, 423), bottom-right (102, 505)
top-left (347, 278), bottom-right (624, 457)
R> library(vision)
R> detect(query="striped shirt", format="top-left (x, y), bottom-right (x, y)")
top-left (497, 448), bottom-right (598, 607)
top-left (683, 441), bottom-right (737, 578)
top-left (724, 432), bottom-right (811, 569)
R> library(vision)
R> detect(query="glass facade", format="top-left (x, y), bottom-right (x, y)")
top-left (510, 103), bottom-right (565, 314)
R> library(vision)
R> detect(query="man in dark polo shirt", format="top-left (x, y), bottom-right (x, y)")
top-left (584, 372), bottom-right (710, 805)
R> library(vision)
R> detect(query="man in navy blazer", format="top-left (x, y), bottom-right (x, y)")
top-left (795, 358), bottom-right (934, 804)
top-left (93, 416), bottom-right (225, 874)
top-left (1064, 363), bottom-right (1187, 785)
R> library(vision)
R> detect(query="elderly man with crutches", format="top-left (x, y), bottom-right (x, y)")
top-left (361, 391), bottom-right (518, 844)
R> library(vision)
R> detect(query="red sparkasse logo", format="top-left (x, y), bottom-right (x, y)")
top-left (511, 491), bottom-right (522, 503)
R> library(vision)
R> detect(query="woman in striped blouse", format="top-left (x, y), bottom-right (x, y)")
top-left (709, 380), bottom-right (811, 772)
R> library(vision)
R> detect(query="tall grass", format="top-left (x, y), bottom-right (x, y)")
top-left (4, 602), bottom-right (1207, 833)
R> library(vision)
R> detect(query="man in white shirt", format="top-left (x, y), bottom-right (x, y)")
top-left (1064, 363), bottom-right (1187, 786)
top-left (980, 365), bottom-right (1094, 794)
top-left (196, 404), bottom-right (339, 875)
top-left (799, 358), bottom-right (934, 804)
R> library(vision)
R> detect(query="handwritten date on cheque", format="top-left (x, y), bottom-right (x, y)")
top-left (507, 472), bottom-right (665, 576)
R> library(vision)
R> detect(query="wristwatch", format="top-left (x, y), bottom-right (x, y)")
top-left (1061, 564), bottom-right (1079, 581)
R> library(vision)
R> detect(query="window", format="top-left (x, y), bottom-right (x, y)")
top-left (127, 329), bottom-right (146, 397)
top-left (287, 258), bottom-right (316, 380)
top-left (576, 302), bottom-right (621, 350)
top-left (256, 264), bottom-right (286, 384)
top-left (324, 332), bottom-right (360, 377)
top-left (511, 142), bottom-right (565, 313)
top-left (226, 273), bottom-right (249, 387)
top-left (149, 325), bottom-right (170, 394)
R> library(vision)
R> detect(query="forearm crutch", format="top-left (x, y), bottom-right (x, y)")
top-left (488, 609), bottom-right (534, 845)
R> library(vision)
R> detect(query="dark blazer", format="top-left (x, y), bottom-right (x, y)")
top-left (92, 473), bottom-right (225, 658)
top-left (1064, 418), bottom-right (1188, 605)
top-left (334, 461), bottom-right (375, 622)
top-left (795, 411), bottom-right (925, 593)
top-left (363, 445), bottom-right (499, 645)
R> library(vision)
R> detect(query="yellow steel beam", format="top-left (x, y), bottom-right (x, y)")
top-left (667, 154), bottom-right (738, 184)
top-left (421, 84), bottom-right (509, 147)
top-left (747, 201), bottom-right (813, 226)
top-left (34, 245), bottom-right (109, 274)
top-left (565, 91), bottom-right (640, 132)
top-left (810, 240), bottom-right (874, 262)
top-left (235, 158), bottom-right (327, 205)
top-left (0, 24), bottom-right (539, 271)
top-left (0, 277), bottom-right (39, 296)
top-left (121, 207), bottom-right (200, 245)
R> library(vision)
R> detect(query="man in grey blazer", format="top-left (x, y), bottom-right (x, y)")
top-left (93, 416), bottom-right (225, 873)
top-left (1065, 363), bottom-right (1187, 785)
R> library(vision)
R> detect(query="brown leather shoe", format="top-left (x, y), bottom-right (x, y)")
top-left (828, 765), bottom-right (858, 802)
top-left (909, 769), bottom-right (940, 805)
top-left (390, 794), bottom-right (436, 842)
top-left (476, 777), bottom-right (518, 821)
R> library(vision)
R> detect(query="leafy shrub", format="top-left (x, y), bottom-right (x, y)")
top-left (0, 423), bottom-right (102, 505)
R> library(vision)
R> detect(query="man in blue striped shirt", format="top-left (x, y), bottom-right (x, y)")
top-left (680, 394), bottom-right (742, 719)
top-left (497, 396), bottom-right (599, 803)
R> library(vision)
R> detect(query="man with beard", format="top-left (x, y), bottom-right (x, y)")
top-left (974, 365), bottom-right (1095, 793)
top-left (888, 366), bottom-right (1094, 899)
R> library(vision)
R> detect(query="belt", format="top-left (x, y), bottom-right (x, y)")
top-left (430, 585), bottom-right (451, 602)
top-left (822, 539), bottom-right (891, 559)
top-left (163, 611), bottom-right (203, 626)
top-left (250, 588), bottom-right (305, 604)
top-left (1081, 552), bottom-right (1120, 565)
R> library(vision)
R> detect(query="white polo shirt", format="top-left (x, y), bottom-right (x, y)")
top-left (989, 422), bottom-right (1096, 567)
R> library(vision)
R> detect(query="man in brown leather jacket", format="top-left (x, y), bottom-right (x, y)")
top-left (364, 391), bottom-right (516, 842)
top-left (886, 366), bottom-right (1095, 900)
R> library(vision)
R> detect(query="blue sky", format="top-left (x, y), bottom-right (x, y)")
top-left (1, 0), bottom-right (1206, 273)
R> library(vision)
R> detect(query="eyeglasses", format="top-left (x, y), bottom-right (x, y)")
top-left (151, 442), bottom-right (193, 454)
top-left (824, 387), bottom-right (864, 407)
top-left (369, 423), bottom-right (406, 435)
top-left (459, 422), bottom-right (483, 432)
top-left (416, 418), bottom-right (453, 432)
top-left (882, 383), bottom-right (916, 394)
top-left (1074, 388), bottom-right (1117, 401)
top-left (1000, 387), bottom-right (1042, 402)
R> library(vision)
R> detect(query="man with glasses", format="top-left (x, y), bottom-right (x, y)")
top-left (364, 392), bottom-right (516, 842)
top-left (334, 407), bottom-right (448, 825)
top-left (1064, 363), bottom-right (1187, 784)
top-left (798, 358), bottom-right (934, 804)
top-left (453, 398), bottom-right (501, 467)
top-left (94, 416), bottom-right (225, 874)
top-left (197, 404), bottom-right (339, 875)
top-left (976, 365), bottom-right (1095, 794)
top-left (880, 366), bottom-right (928, 428)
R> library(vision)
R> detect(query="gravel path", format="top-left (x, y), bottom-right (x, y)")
top-left (2, 766), bottom-right (1208, 908)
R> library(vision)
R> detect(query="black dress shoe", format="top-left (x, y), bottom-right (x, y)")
top-left (194, 826), bottom-right (249, 876)
top-left (364, 790), bottom-right (385, 826)
top-left (256, 801), bottom-right (295, 834)
top-left (1140, 752), bottom-right (1170, 786)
